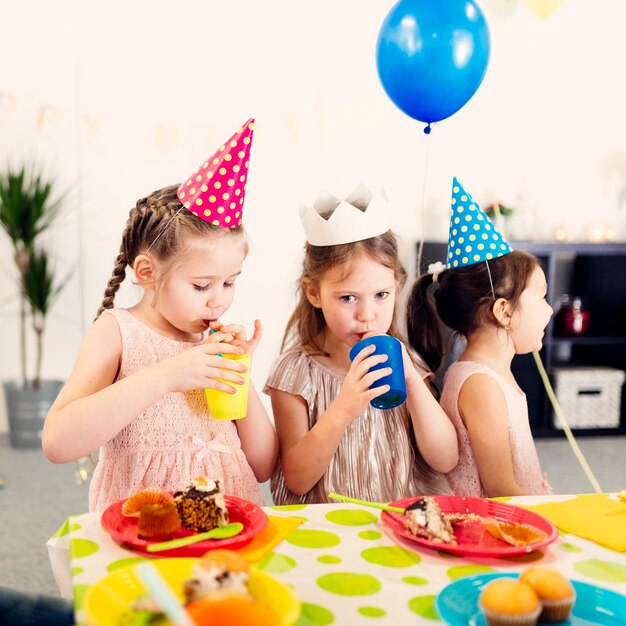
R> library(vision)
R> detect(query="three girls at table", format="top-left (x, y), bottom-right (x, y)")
top-left (43, 120), bottom-right (551, 506)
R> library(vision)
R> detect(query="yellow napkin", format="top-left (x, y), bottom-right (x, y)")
top-left (525, 494), bottom-right (626, 552)
top-left (238, 515), bottom-right (303, 563)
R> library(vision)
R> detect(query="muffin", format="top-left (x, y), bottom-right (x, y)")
top-left (136, 502), bottom-right (181, 538)
top-left (122, 489), bottom-right (173, 517)
top-left (519, 566), bottom-right (575, 623)
top-left (479, 578), bottom-right (541, 626)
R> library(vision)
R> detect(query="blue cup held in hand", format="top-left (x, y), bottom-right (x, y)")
top-left (349, 334), bottom-right (407, 410)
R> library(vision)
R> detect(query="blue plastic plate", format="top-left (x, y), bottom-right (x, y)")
top-left (436, 572), bottom-right (626, 626)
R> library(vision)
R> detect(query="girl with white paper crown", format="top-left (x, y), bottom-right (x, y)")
top-left (265, 186), bottom-right (458, 505)
top-left (407, 178), bottom-right (552, 497)
top-left (43, 119), bottom-right (278, 511)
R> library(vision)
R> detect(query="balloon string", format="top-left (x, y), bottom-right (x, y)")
top-left (531, 350), bottom-right (603, 494)
top-left (416, 130), bottom-right (431, 275)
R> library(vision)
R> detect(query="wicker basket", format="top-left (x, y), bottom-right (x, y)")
top-left (552, 367), bottom-right (625, 429)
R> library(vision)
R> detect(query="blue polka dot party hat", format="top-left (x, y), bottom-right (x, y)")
top-left (446, 177), bottom-right (512, 268)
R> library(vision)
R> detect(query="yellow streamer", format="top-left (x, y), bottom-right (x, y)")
top-left (532, 351), bottom-right (603, 493)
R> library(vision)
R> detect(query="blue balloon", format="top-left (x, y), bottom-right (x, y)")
top-left (376, 0), bottom-right (491, 129)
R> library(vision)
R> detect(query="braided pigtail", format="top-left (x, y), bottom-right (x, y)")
top-left (95, 250), bottom-right (128, 319)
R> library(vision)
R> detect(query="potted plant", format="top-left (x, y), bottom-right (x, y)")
top-left (0, 163), bottom-right (70, 448)
top-left (484, 201), bottom-right (514, 239)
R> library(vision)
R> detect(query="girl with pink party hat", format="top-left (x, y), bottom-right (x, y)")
top-left (265, 186), bottom-right (458, 505)
top-left (43, 120), bottom-right (278, 511)
top-left (407, 178), bottom-right (552, 498)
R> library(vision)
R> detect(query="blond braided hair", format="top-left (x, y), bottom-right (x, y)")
top-left (95, 184), bottom-right (246, 319)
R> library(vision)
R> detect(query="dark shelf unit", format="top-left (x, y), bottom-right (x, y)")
top-left (418, 241), bottom-right (626, 437)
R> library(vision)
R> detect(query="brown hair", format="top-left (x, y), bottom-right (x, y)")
top-left (407, 250), bottom-right (540, 372)
top-left (95, 184), bottom-right (247, 319)
top-left (282, 231), bottom-right (408, 354)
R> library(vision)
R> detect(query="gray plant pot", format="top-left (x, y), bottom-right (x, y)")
top-left (3, 380), bottom-right (63, 449)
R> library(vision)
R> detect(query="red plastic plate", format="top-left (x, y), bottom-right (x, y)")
top-left (101, 494), bottom-right (267, 557)
top-left (381, 495), bottom-right (558, 557)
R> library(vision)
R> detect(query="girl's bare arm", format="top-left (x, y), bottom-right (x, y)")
top-left (458, 373), bottom-right (526, 497)
top-left (235, 384), bottom-right (279, 482)
top-left (403, 348), bottom-right (459, 473)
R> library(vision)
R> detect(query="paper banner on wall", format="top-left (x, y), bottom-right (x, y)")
top-left (524, 0), bottom-right (564, 18)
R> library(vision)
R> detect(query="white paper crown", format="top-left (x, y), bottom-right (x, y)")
top-left (300, 184), bottom-right (391, 246)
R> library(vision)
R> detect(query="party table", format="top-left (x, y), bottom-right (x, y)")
top-left (47, 494), bottom-right (626, 625)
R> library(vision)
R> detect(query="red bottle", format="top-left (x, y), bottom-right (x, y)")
top-left (561, 296), bottom-right (590, 336)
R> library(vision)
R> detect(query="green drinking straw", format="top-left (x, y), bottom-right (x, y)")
top-left (328, 492), bottom-right (404, 513)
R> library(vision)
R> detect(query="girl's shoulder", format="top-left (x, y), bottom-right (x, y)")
top-left (100, 307), bottom-right (132, 327)
top-left (444, 361), bottom-right (522, 398)
top-left (99, 308), bottom-right (141, 341)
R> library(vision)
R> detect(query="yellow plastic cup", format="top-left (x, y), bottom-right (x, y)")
top-left (205, 354), bottom-right (251, 420)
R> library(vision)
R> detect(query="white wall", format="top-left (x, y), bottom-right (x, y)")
top-left (2, 0), bottom-right (626, 432)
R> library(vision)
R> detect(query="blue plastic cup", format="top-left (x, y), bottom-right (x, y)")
top-left (348, 334), bottom-right (407, 410)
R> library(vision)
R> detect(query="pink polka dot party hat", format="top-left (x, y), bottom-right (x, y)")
top-left (446, 177), bottom-right (511, 268)
top-left (177, 118), bottom-right (254, 228)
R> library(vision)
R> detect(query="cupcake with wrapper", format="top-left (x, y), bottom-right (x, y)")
top-left (479, 578), bottom-right (541, 626)
top-left (122, 488), bottom-right (174, 517)
top-left (519, 567), bottom-right (575, 623)
top-left (137, 502), bottom-right (181, 538)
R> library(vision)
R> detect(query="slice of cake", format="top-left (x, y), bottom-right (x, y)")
top-left (174, 477), bottom-right (229, 532)
top-left (183, 550), bottom-right (250, 603)
top-left (404, 497), bottom-right (457, 544)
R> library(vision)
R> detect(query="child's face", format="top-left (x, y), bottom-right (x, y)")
top-left (508, 265), bottom-right (553, 354)
top-left (307, 252), bottom-right (397, 349)
top-left (154, 235), bottom-right (246, 336)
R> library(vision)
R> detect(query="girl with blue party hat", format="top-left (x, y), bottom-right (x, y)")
top-left (43, 120), bottom-right (278, 511)
top-left (407, 178), bottom-right (552, 497)
top-left (265, 185), bottom-right (457, 505)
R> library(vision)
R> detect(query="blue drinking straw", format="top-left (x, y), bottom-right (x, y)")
top-left (209, 326), bottom-right (223, 357)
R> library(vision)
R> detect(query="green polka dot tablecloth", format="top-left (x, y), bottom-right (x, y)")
top-left (46, 495), bottom-right (626, 625)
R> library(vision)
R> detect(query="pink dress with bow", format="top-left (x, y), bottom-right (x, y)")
top-left (88, 309), bottom-right (263, 512)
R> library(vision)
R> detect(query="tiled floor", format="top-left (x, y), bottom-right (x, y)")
top-left (0, 434), bottom-right (624, 597)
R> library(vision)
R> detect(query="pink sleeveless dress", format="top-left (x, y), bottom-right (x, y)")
top-left (441, 361), bottom-right (551, 497)
top-left (88, 309), bottom-right (263, 512)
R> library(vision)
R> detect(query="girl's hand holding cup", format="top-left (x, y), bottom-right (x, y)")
top-left (159, 339), bottom-right (246, 394)
top-left (348, 334), bottom-right (407, 410)
top-left (208, 319), bottom-right (263, 356)
top-left (333, 343), bottom-right (392, 420)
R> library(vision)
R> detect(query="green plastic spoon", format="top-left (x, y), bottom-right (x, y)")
top-left (328, 492), bottom-right (405, 513)
top-left (146, 522), bottom-right (244, 552)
